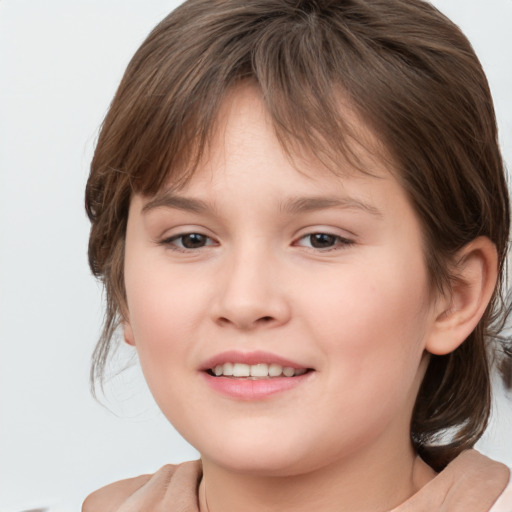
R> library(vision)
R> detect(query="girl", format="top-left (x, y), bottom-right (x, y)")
top-left (83, 0), bottom-right (512, 510)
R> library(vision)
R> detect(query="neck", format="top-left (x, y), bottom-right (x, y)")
top-left (199, 442), bottom-right (435, 512)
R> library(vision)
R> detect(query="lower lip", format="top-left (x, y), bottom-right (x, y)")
top-left (201, 372), bottom-right (313, 400)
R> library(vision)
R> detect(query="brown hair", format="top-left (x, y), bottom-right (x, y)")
top-left (86, 0), bottom-right (511, 471)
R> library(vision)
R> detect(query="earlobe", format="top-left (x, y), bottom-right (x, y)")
top-left (123, 321), bottom-right (136, 346)
top-left (426, 237), bottom-right (498, 356)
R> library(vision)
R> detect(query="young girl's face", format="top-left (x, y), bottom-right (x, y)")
top-left (123, 84), bottom-right (442, 476)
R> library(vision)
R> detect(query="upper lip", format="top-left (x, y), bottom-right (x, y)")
top-left (200, 350), bottom-right (310, 371)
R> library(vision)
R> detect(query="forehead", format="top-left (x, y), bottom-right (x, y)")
top-left (156, 83), bottom-right (397, 198)
top-left (138, 84), bottom-right (412, 227)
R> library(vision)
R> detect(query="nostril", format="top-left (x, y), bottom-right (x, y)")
top-left (216, 315), bottom-right (275, 329)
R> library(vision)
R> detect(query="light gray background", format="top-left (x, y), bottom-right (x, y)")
top-left (0, 1), bottom-right (511, 510)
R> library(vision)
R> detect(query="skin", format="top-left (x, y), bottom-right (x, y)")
top-left (82, 452), bottom-right (510, 512)
top-left (87, 84), bottom-right (499, 512)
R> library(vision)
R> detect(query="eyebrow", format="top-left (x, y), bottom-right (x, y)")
top-left (142, 192), bottom-right (382, 217)
top-left (142, 193), bottom-right (212, 214)
top-left (280, 196), bottom-right (382, 216)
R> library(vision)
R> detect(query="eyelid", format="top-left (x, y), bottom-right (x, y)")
top-left (158, 230), bottom-right (219, 252)
top-left (154, 225), bottom-right (355, 253)
top-left (293, 230), bottom-right (356, 251)
top-left (154, 223), bottom-right (216, 243)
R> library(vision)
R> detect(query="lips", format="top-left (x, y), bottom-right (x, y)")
top-left (201, 350), bottom-right (311, 375)
top-left (200, 350), bottom-right (314, 400)
top-left (210, 362), bottom-right (308, 378)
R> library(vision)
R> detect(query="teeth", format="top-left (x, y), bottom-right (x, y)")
top-left (233, 363), bottom-right (250, 377)
top-left (268, 363), bottom-right (283, 377)
top-left (283, 367), bottom-right (295, 377)
top-left (211, 362), bottom-right (307, 378)
top-left (250, 363), bottom-right (269, 377)
top-left (223, 362), bottom-right (234, 376)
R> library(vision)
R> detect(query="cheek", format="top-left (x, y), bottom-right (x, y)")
top-left (123, 253), bottom-right (206, 385)
top-left (124, 274), bottom-right (203, 429)
top-left (302, 253), bottom-right (432, 394)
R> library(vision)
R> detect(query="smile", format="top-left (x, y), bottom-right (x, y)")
top-left (201, 351), bottom-right (314, 400)
top-left (209, 362), bottom-right (309, 378)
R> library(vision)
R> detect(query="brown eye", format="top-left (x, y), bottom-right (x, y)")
top-left (309, 233), bottom-right (337, 248)
top-left (295, 232), bottom-right (354, 251)
top-left (163, 232), bottom-right (215, 251)
top-left (180, 233), bottom-right (208, 249)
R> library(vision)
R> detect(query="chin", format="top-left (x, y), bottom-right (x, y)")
top-left (212, 452), bottom-right (310, 477)
top-left (196, 432), bottom-right (328, 477)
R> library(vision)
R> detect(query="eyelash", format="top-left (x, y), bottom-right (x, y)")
top-left (160, 233), bottom-right (217, 252)
top-left (295, 233), bottom-right (355, 252)
top-left (160, 232), bottom-right (354, 253)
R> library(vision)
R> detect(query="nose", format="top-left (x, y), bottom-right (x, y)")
top-left (212, 248), bottom-right (291, 331)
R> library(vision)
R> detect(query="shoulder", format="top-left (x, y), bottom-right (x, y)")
top-left (490, 470), bottom-right (512, 512)
top-left (81, 464), bottom-right (179, 512)
top-left (441, 450), bottom-right (510, 508)
top-left (450, 449), bottom-right (509, 480)
top-left (393, 450), bottom-right (510, 512)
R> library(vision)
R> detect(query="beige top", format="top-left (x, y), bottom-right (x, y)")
top-left (490, 473), bottom-right (512, 512)
top-left (82, 451), bottom-right (511, 512)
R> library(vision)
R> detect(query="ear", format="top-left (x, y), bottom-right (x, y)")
top-left (123, 320), bottom-right (136, 346)
top-left (426, 237), bottom-right (498, 356)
